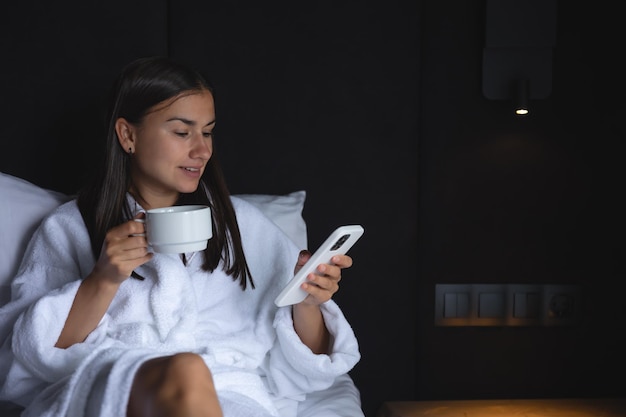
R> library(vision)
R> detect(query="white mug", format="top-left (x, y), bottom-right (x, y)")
top-left (135, 205), bottom-right (212, 254)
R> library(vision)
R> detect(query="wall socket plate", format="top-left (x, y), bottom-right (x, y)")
top-left (434, 284), bottom-right (582, 326)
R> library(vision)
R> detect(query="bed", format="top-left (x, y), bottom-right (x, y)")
top-left (0, 171), bottom-right (364, 416)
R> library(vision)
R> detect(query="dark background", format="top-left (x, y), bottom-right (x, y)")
top-left (0, 2), bottom-right (624, 416)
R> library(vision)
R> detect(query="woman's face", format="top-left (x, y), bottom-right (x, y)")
top-left (124, 90), bottom-right (215, 209)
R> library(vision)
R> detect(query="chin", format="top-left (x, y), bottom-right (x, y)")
top-left (179, 187), bottom-right (199, 194)
top-left (179, 182), bottom-right (201, 194)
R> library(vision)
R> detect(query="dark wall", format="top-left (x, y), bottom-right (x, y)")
top-left (2, 1), bottom-right (622, 416)
top-left (0, 1), bottom-right (168, 194)
top-left (167, 3), bottom-right (420, 415)
top-left (416, 0), bottom-right (625, 402)
top-left (0, 2), bottom-right (418, 416)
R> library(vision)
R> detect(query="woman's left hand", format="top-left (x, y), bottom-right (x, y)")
top-left (294, 250), bottom-right (353, 305)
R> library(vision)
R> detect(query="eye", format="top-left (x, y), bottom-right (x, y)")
top-left (175, 131), bottom-right (189, 137)
top-left (203, 132), bottom-right (214, 139)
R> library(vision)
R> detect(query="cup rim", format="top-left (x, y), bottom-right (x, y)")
top-left (146, 205), bottom-right (210, 214)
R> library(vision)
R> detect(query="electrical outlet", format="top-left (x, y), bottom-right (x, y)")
top-left (435, 284), bottom-right (583, 326)
top-left (543, 284), bottom-right (582, 326)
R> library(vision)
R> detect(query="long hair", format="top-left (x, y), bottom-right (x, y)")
top-left (77, 56), bottom-right (253, 290)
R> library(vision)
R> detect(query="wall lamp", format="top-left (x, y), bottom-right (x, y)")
top-left (514, 79), bottom-right (529, 115)
top-left (482, 0), bottom-right (556, 116)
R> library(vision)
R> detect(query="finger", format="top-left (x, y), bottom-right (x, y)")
top-left (120, 239), bottom-right (151, 258)
top-left (301, 279), bottom-right (337, 304)
top-left (315, 263), bottom-right (342, 282)
top-left (126, 234), bottom-right (149, 249)
top-left (294, 250), bottom-right (312, 274)
top-left (105, 236), bottom-right (149, 261)
top-left (298, 250), bottom-right (312, 266)
top-left (305, 276), bottom-right (336, 294)
top-left (329, 254), bottom-right (353, 269)
top-left (107, 233), bottom-right (149, 254)
top-left (128, 218), bottom-right (147, 237)
top-left (105, 218), bottom-right (145, 241)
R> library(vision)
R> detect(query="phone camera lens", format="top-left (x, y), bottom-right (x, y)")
top-left (331, 234), bottom-right (350, 250)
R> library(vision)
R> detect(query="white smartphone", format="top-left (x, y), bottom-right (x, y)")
top-left (274, 225), bottom-right (365, 307)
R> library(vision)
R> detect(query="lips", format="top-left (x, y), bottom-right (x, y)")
top-left (180, 166), bottom-right (204, 178)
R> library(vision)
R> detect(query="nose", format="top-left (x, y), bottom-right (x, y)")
top-left (190, 135), bottom-right (212, 160)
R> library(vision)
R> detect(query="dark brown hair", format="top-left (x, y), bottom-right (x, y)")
top-left (77, 56), bottom-right (253, 289)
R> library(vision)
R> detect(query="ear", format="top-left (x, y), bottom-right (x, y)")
top-left (115, 118), bottom-right (136, 153)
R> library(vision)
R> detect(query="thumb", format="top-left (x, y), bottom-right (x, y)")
top-left (294, 250), bottom-right (312, 273)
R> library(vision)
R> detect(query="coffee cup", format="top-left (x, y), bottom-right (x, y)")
top-left (135, 205), bottom-right (212, 254)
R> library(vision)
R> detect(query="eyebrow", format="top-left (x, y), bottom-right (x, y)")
top-left (166, 117), bottom-right (216, 127)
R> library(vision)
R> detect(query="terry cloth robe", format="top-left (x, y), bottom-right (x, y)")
top-left (0, 196), bottom-right (361, 417)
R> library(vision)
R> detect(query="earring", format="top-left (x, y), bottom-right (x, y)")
top-left (128, 147), bottom-right (133, 154)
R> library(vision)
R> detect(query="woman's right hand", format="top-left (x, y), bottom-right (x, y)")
top-left (57, 214), bottom-right (153, 348)
top-left (92, 213), bottom-right (153, 285)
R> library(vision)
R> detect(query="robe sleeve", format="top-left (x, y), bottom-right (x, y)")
top-left (0, 201), bottom-right (108, 405)
top-left (230, 197), bottom-right (362, 397)
top-left (266, 300), bottom-right (361, 398)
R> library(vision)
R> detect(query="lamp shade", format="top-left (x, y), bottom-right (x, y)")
top-left (482, 0), bottom-right (557, 113)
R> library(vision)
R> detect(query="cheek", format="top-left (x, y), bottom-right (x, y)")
top-left (134, 140), bottom-right (174, 172)
top-left (138, 130), bottom-right (174, 158)
top-left (139, 143), bottom-right (165, 163)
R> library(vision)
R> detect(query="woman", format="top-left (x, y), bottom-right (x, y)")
top-left (0, 57), bottom-right (361, 416)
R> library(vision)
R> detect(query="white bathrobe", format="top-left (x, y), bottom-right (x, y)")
top-left (0, 196), bottom-right (361, 417)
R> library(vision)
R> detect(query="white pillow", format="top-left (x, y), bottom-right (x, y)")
top-left (0, 173), bottom-right (71, 305)
top-left (235, 191), bottom-right (308, 250)
top-left (0, 172), bottom-right (307, 305)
